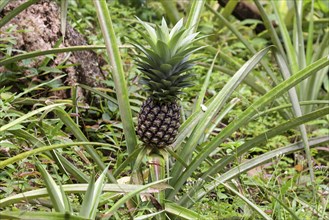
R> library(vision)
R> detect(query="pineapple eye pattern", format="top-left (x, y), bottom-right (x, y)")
top-left (137, 98), bottom-right (180, 148)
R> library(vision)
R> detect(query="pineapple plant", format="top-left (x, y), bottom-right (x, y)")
top-left (132, 18), bottom-right (202, 148)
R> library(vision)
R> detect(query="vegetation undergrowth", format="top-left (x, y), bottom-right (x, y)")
top-left (0, 0), bottom-right (328, 219)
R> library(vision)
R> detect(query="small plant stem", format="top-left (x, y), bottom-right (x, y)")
top-left (148, 153), bottom-right (166, 220)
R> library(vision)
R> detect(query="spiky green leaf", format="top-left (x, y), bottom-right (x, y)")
top-left (133, 17), bottom-right (203, 100)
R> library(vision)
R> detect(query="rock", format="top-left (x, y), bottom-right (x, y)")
top-left (0, 0), bottom-right (107, 100)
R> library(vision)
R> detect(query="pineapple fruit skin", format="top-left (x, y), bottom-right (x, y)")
top-left (137, 98), bottom-right (180, 148)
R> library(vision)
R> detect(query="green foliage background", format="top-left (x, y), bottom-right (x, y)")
top-left (0, 0), bottom-right (328, 219)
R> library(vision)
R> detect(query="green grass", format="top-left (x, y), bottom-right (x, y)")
top-left (0, 0), bottom-right (328, 219)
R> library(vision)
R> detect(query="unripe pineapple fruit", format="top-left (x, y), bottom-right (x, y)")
top-left (137, 98), bottom-right (180, 148)
top-left (133, 17), bottom-right (202, 148)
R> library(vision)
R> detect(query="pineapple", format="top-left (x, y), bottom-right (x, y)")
top-left (133, 17), bottom-right (202, 148)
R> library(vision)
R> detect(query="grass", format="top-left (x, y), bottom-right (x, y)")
top-left (0, 0), bottom-right (328, 219)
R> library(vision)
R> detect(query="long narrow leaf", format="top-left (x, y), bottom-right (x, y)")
top-left (209, 110), bottom-right (328, 196)
top-left (254, 0), bottom-right (286, 60)
top-left (14, 75), bottom-right (65, 100)
top-left (271, 0), bottom-right (298, 74)
top-left (0, 103), bottom-right (64, 132)
top-left (180, 108), bottom-right (329, 205)
top-left (199, 62), bottom-right (268, 94)
top-left (194, 50), bottom-right (219, 112)
top-left (79, 173), bottom-right (96, 218)
top-left (103, 178), bottom-right (171, 216)
top-left (80, 164), bottom-right (109, 219)
top-left (159, 0), bottom-right (180, 24)
top-left (0, 211), bottom-right (88, 220)
top-left (9, 129), bottom-right (88, 183)
top-left (89, 165), bottom-right (109, 219)
top-left (0, 183), bottom-right (159, 208)
top-left (275, 52), bottom-right (315, 183)
top-left (113, 146), bottom-right (144, 178)
top-left (54, 108), bottom-right (117, 183)
top-left (0, 0), bottom-right (10, 13)
top-left (205, 3), bottom-right (279, 85)
top-left (0, 45), bottom-right (106, 66)
top-left (148, 154), bottom-right (166, 211)
top-left (305, 0), bottom-right (315, 65)
top-left (185, 0), bottom-right (205, 33)
top-left (165, 202), bottom-right (206, 220)
top-left (204, 97), bottom-right (240, 140)
top-left (169, 56), bottom-right (329, 200)
top-left (203, 107), bottom-right (328, 180)
top-left (270, 192), bottom-right (301, 220)
top-left (189, 136), bottom-right (329, 206)
top-left (135, 211), bottom-right (166, 220)
top-left (217, 0), bottom-right (239, 30)
top-left (293, 0), bottom-right (306, 70)
top-left (252, 100), bottom-right (329, 118)
top-left (0, 142), bottom-right (111, 169)
top-left (77, 83), bottom-right (118, 107)
top-left (36, 161), bottom-right (65, 212)
top-left (93, 0), bottom-right (137, 156)
top-left (222, 183), bottom-right (272, 220)
top-left (0, 0), bottom-right (38, 28)
top-left (60, 184), bottom-right (73, 213)
top-left (170, 46), bottom-right (272, 187)
top-left (13, 129), bottom-right (90, 182)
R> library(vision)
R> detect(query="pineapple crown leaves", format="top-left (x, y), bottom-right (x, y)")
top-left (132, 17), bottom-right (204, 101)
top-left (134, 17), bottom-right (202, 63)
